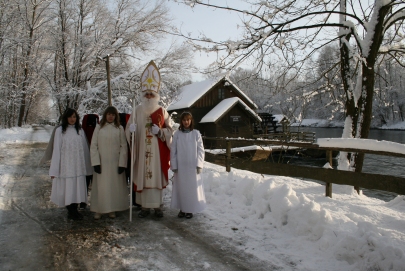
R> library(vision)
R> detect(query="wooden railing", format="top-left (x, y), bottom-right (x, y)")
top-left (202, 137), bottom-right (405, 198)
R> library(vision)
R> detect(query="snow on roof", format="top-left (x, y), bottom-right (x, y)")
top-left (272, 114), bottom-right (288, 123)
top-left (167, 78), bottom-right (218, 111)
top-left (225, 76), bottom-right (257, 109)
top-left (167, 76), bottom-right (257, 111)
top-left (200, 97), bottom-right (262, 123)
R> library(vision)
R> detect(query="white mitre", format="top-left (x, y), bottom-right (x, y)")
top-left (141, 60), bottom-right (161, 93)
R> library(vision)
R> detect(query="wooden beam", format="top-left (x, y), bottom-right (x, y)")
top-left (325, 150), bottom-right (332, 198)
top-left (226, 140), bottom-right (231, 172)
top-left (228, 159), bottom-right (405, 195)
top-left (203, 137), bottom-right (405, 158)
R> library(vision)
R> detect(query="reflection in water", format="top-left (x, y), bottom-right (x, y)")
top-left (272, 127), bottom-right (404, 202)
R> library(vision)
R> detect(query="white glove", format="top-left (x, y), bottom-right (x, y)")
top-left (151, 124), bottom-right (160, 135)
top-left (197, 167), bottom-right (202, 174)
top-left (129, 123), bottom-right (136, 133)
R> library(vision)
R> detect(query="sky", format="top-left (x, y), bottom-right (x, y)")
top-left (1, 124), bottom-right (405, 270)
top-left (165, 0), bottom-right (250, 81)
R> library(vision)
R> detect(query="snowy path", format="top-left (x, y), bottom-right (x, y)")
top-left (0, 141), bottom-right (277, 271)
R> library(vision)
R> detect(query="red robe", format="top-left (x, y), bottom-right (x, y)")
top-left (150, 108), bottom-right (171, 182)
top-left (82, 114), bottom-right (99, 145)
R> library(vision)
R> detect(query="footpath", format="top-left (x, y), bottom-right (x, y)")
top-left (0, 133), bottom-right (274, 271)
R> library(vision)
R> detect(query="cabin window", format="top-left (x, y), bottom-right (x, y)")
top-left (218, 88), bottom-right (225, 100)
top-left (231, 125), bottom-right (239, 134)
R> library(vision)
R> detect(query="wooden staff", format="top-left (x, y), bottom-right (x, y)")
top-left (129, 98), bottom-right (136, 222)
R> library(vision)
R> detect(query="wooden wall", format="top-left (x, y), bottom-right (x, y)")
top-left (168, 79), bottom-right (260, 148)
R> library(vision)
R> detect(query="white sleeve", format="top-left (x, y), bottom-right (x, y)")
top-left (196, 130), bottom-right (205, 169)
top-left (90, 125), bottom-right (101, 166)
top-left (49, 127), bottom-right (62, 177)
top-left (119, 126), bottom-right (128, 168)
top-left (125, 113), bottom-right (133, 144)
top-left (170, 131), bottom-right (178, 170)
top-left (159, 109), bottom-right (173, 149)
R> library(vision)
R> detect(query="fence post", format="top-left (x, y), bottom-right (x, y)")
top-left (226, 140), bottom-right (231, 172)
top-left (325, 150), bottom-right (332, 198)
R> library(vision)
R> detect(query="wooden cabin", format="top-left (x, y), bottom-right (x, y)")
top-left (167, 76), bottom-right (262, 148)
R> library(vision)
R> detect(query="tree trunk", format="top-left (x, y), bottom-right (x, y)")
top-left (17, 3), bottom-right (37, 127)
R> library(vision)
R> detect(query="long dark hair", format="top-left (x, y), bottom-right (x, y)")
top-left (178, 111), bottom-right (194, 131)
top-left (61, 108), bottom-right (81, 134)
top-left (100, 106), bottom-right (120, 128)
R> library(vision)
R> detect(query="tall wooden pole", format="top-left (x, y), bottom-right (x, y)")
top-left (226, 140), bottom-right (231, 172)
top-left (105, 55), bottom-right (112, 106)
top-left (325, 151), bottom-right (333, 198)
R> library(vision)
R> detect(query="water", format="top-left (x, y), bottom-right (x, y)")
top-left (274, 127), bottom-right (405, 201)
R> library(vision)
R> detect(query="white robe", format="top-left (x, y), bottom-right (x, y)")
top-left (125, 105), bottom-right (172, 208)
top-left (90, 123), bottom-right (129, 213)
top-left (49, 126), bottom-right (93, 207)
top-left (170, 129), bottom-right (206, 213)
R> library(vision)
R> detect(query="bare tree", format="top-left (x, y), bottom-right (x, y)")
top-left (0, 0), bottom-right (52, 127)
top-left (170, 0), bottom-right (405, 172)
top-left (45, 0), bottom-right (174, 116)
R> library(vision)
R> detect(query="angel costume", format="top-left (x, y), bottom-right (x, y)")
top-left (170, 129), bottom-right (206, 213)
top-left (49, 125), bottom-right (93, 207)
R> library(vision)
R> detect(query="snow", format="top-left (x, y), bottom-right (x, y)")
top-left (1, 125), bottom-right (405, 271)
top-left (0, 125), bottom-right (52, 143)
top-left (206, 145), bottom-right (273, 154)
top-left (200, 97), bottom-right (261, 123)
top-left (167, 77), bottom-right (219, 111)
top-left (271, 114), bottom-right (288, 123)
top-left (381, 121), bottom-right (405, 130)
top-left (317, 138), bottom-right (405, 155)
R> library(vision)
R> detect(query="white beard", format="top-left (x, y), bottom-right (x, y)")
top-left (142, 94), bottom-right (160, 115)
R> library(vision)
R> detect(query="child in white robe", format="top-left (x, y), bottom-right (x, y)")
top-left (170, 112), bottom-right (205, 219)
top-left (90, 106), bottom-right (128, 219)
top-left (49, 108), bottom-right (93, 220)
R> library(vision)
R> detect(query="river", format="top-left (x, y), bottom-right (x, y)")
top-left (274, 127), bottom-right (405, 201)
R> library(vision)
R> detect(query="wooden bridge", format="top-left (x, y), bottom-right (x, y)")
top-left (203, 137), bottom-right (405, 198)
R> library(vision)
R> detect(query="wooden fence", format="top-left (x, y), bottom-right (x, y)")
top-left (203, 137), bottom-right (405, 198)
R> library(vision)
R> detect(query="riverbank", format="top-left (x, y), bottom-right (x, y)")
top-left (290, 119), bottom-right (405, 130)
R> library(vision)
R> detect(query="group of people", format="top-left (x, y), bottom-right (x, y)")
top-left (46, 61), bottom-right (206, 221)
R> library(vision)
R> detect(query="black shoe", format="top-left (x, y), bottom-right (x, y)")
top-left (79, 202), bottom-right (87, 210)
top-left (185, 213), bottom-right (193, 219)
top-left (178, 211), bottom-right (185, 218)
top-left (155, 209), bottom-right (163, 218)
top-left (138, 209), bottom-right (150, 218)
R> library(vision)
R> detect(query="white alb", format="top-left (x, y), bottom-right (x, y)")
top-left (170, 129), bottom-right (206, 213)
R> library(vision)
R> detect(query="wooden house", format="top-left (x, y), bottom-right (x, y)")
top-left (167, 76), bottom-right (262, 148)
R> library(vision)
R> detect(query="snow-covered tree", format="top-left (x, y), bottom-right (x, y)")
top-left (171, 0), bottom-right (405, 172)
top-left (45, 0), bottom-right (175, 116)
top-left (0, 0), bottom-right (52, 127)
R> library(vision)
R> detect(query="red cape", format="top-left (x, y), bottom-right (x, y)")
top-left (150, 108), bottom-right (170, 184)
top-left (82, 114), bottom-right (99, 145)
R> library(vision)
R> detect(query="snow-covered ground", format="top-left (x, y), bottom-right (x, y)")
top-left (0, 124), bottom-right (404, 270)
